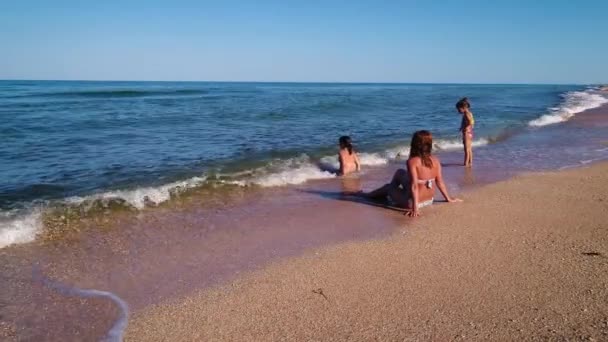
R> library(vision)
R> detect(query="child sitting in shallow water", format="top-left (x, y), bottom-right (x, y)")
top-left (338, 136), bottom-right (360, 176)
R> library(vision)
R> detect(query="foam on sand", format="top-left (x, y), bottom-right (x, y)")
top-left (34, 267), bottom-right (129, 342)
top-left (0, 210), bottom-right (42, 249)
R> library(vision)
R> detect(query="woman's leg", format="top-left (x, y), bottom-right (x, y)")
top-left (390, 168), bottom-right (410, 187)
top-left (385, 186), bottom-right (411, 208)
top-left (364, 169), bottom-right (410, 199)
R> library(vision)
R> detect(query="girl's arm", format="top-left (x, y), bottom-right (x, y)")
top-left (355, 153), bottom-right (361, 171)
top-left (435, 161), bottom-right (461, 203)
top-left (407, 158), bottom-right (420, 216)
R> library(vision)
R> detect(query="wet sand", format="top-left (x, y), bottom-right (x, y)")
top-left (0, 157), bottom-right (504, 341)
top-left (0, 170), bottom-right (407, 341)
top-left (126, 162), bottom-right (608, 341)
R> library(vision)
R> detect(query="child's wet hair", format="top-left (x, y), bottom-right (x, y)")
top-left (456, 97), bottom-right (471, 110)
top-left (339, 136), bottom-right (354, 155)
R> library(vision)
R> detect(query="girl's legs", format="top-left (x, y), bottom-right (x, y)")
top-left (463, 134), bottom-right (472, 167)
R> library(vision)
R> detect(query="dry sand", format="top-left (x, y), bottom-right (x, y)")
top-left (126, 163), bottom-right (608, 341)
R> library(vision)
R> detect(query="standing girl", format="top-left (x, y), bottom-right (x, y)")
top-left (456, 97), bottom-right (475, 167)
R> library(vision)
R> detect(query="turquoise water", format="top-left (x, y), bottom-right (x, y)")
top-left (1, 81), bottom-right (607, 247)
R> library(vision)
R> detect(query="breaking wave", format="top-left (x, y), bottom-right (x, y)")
top-left (528, 89), bottom-right (608, 127)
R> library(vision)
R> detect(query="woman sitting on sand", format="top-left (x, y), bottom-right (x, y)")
top-left (338, 136), bottom-right (361, 176)
top-left (350, 130), bottom-right (461, 217)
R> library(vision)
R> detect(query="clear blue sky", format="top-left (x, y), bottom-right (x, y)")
top-left (1, 1), bottom-right (607, 84)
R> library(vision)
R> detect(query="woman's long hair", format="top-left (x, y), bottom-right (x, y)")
top-left (339, 136), bottom-right (354, 155)
top-left (409, 130), bottom-right (433, 167)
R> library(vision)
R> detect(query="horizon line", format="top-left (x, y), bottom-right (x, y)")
top-left (0, 78), bottom-right (596, 86)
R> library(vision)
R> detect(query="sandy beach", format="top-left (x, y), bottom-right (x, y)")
top-left (126, 162), bottom-right (608, 341)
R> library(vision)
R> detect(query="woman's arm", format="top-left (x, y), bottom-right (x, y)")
top-left (435, 161), bottom-right (461, 202)
top-left (355, 153), bottom-right (361, 171)
top-left (407, 158), bottom-right (420, 216)
top-left (338, 153), bottom-right (345, 176)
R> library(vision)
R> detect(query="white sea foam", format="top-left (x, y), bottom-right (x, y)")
top-left (358, 152), bottom-right (389, 166)
top-left (226, 155), bottom-right (335, 187)
top-left (0, 176), bottom-right (209, 249)
top-left (35, 268), bottom-right (129, 342)
top-left (229, 152), bottom-right (390, 188)
top-left (248, 164), bottom-right (335, 187)
top-left (529, 90), bottom-right (608, 127)
top-left (384, 137), bottom-right (489, 159)
top-left (67, 176), bottom-right (207, 209)
top-left (0, 210), bottom-right (42, 249)
top-left (385, 146), bottom-right (410, 159)
top-left (434, 137), bottom-right (490, 150)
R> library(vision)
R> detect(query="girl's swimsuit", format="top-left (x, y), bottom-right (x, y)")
top-left (466, 127), bottom-right (474, 139)
top-left (462, 112), bottom-right (475, 139)
top-left (412, 179), bottom-right (434, 209)
top-left (390, 178), bottom-right (434, 209)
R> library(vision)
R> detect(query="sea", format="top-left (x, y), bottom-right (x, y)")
top-left (1, 81), bottom-right (608, 249)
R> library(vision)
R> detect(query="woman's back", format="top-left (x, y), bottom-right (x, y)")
top-left (408, 155), bottom-right (440, 201)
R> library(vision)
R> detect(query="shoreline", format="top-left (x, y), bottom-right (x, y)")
top-left (2, 85), bottom-right (606, 251)
top-left (126, 162), bottom-right (608, 341)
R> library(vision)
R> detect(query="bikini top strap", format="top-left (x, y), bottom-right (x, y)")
top-left (416, 179), bottom-right (434, 189)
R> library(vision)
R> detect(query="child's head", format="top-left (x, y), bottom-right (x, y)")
top-left (456, 97), bottom-right (471, 114)
top-left (339, 136), bottom-right (353, 154)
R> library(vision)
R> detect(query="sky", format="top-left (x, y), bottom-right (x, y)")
top-left (1, 1), bottom-right (607, 84)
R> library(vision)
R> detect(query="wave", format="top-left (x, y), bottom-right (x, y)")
top-left (0, 177), bottom-right (207, 249)
top-left (0, 137), bottom-right (489, 249)
top-left (435, 137), bottom-right (490, 150)
top-left (224, 155), bottom-right (335, 187)
top-left (66, 176), bottom-right (207, 210)
top-left (528, 89), bottom-right (608, 127)
top-left (384, 137), bottom-right (490, 159)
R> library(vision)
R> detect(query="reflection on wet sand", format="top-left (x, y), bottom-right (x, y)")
top-left (340, 175), bottom-right (362, 193)
top-left (463, 166), bottom-right (475, 186)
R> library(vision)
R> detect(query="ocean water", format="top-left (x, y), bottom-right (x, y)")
top-left (1, 81), bottom-right (607, 248)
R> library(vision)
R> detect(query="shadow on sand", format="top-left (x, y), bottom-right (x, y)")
top-left (299, 189), bottom-right (406, 213)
